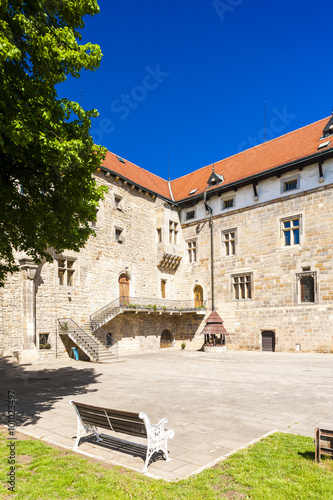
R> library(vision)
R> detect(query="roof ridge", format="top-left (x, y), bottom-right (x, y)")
top-left (171, 116), bottom-right (330, 184)
top-left (107, 150), bottom-right (169, 183)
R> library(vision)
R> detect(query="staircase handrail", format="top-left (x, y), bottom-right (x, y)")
top-left (90, 320), bottom-right (117, 350)
top-left (58, 318), bottom-right (100, 360)
top-left (90, 296), bottom-right (207, 324)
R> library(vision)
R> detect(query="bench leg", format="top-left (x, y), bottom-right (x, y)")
top-left (143, 436), bottom-right (171, 472)
top-left (74, 421), bottom-right (101, 449)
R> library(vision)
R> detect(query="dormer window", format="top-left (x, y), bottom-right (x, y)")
top-left (207, 168), bottom-right (224, 188)
top-left (322, 115), bottom-right (333, 138)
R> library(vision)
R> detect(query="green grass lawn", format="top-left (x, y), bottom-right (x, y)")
top-left (1, 430), bottom-right (333, 499)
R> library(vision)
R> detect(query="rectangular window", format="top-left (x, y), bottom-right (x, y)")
top-left (282, 176), bottom-right (300, 193)
top-left (186, 210), bottom-right (195, 221)
top-left (223, 229), bottom-right (237, 256)
top-left (169, 221), bottom-right (178, 244)
top-left (58, 258), bottom-right (75, 286)
top-left (39, 333), bottom-right (50, 349)
top-left (232, 274), bottom-right (252, 300)
top-left (187, 239), bottom-right (197, 263)
top-left (115, 228), bottom-right (123, 243)
top-left (282, 216), bottom-right (300, 246)
top-left (223, 198), bottom-right (234, 209)
top-left (161, 279), bottom-right (166, 298)
top-left (157, 228), bottom-right (162, 243)
top-left (297, 271), bottom-right (316, 303)
top-left (115, 196), bottom-right (122, 210)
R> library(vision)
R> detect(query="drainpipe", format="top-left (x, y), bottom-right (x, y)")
top-left (203, 192), bottom-right (215, 311)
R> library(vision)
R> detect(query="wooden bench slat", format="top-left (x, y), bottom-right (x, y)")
top-left (73, 401), bottom-right (141, 420)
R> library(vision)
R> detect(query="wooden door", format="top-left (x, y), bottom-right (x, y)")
top-left (194, 285), bottom-right (203, 307)
top-left (160, 330), bottom-right (173, 348)
top-left (262, 331), bottom-right (275, 352)
top-left (119, 274), bottom-right (130, 306)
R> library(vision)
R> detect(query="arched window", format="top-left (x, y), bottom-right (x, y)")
top-left (194, 285), bottom-right (203, 307)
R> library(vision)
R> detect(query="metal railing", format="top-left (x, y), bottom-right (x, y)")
top-left (58, 318), bottom-right (100, 361)
top-left (90, 296), bottom-right (207, 325)
top-left (90, 320), bottom-right (118, 356)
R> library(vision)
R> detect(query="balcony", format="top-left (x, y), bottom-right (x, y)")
top-left (90, 296), bottom-right (207, 327)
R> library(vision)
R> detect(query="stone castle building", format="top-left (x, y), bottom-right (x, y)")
top-left (1, 114), bottom-right (333, 362)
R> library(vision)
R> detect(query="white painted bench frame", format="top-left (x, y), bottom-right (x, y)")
top-left (70, 401), bottom-right (174, 472)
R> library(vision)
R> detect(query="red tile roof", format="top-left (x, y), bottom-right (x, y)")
top-left (101, 116), bottom-right (333, 202)
top-left (201, 310), bottom-right (229, 336)
top-left (170, 117), bottom-right (333, 201)
top-left (102, 151), bottom-right (171, 199)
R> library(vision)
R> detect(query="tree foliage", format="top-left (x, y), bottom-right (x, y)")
top-left (0, 0), bottom-right (107, 285)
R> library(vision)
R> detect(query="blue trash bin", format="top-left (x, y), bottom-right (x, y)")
top-left (71, 347), bottom-right (79, 361)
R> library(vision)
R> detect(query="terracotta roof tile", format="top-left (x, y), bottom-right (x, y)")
top-left (102, 151), bottom-right (171, 199)
top-left (101, 116), bottom-right (333, 202)
top-left (170, 117), bottom-right (333, 201)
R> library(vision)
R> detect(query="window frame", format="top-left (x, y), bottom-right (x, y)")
top-left (115, 226), bottom-right (124, 244)
top-left (222, 196), bottom-right (235, 210)
top-left (296, 271), bottom-right (317, 304)
top-left (114, 195), bottom-right (123, 211)
top-left (169, 221), bottom-right (178, 244)
top-left (185, 209), bottom-right (196, 221)
top-left (58, 257), bottom-right (76, 287)
top-left (186, 238), bottom-right (198, 263)
top-left (281, 215), bottom-right (301, 247)
top-left (222, 228), bottom-right (237, 256)
top-left (281, 174), bottom-right (300, 193)
top-left (231, 273), bottom-right (253, 300)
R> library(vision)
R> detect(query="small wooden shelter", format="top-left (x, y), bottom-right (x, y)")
top-left (202, 311), bottom-right (229, 346)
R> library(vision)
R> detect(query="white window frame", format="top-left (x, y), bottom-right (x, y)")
top-left (281, 215), bottom-right (301, 247)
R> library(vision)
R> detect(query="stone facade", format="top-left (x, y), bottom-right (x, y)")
top-left (1, 118), bottom-right (333, 359)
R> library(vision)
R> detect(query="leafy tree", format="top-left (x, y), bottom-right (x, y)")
top-left (0, 0), bottom-right (107, 285)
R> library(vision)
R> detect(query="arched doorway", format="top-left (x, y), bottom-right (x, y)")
top-left (119, 273), bottom-right (130, 306)
top-left (160, 329), bottom-right (173, 348)
top-left (194, 285), bottom-right (203, 307)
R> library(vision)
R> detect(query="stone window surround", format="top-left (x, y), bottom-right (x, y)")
top-left (221, 195), bottom-right (236, 210)
top-left (169, 220), bottom-right (179, 244)
top-left (280, 214), bottom-right (302, 247)
top-left (281, 174), bottom-right (300, 194)
top-left (115, 226), bottom-right (124, 244)
top-left (231, 272), bottom-right (253, 300)
top-left (296, 269), bottom-right (317, 304)
top-left (57, 256), bottom-right (77, 287)
top-left (114, 194), bottom-right (123, 211)
top-left (222, 227), bottom-right (237, 256)
top-left (185, 209), bottom-right (196, 222)
top-left (186, 237), bottom-right (198, 263)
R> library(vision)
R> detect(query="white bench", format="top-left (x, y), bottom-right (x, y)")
top-left (70, 400), bottom-right (174, 472)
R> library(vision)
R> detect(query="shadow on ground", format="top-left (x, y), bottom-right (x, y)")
top-left (0, 357), bottom-right (100, 427)
top-left (80, 433), bottom-right (167, 469)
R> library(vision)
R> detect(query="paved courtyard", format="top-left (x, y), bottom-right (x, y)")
top-left (1, 350), bottom-right (333, 481)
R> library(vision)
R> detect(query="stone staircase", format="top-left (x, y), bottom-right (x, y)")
top-left (58, 319), bottom-right (117, 363)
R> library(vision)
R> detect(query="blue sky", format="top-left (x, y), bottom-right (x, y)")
top-left (58, 0), bottom-right (333, 181)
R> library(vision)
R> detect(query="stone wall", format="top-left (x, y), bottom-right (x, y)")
top-left (180, 181), bottom-right (333, 353)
